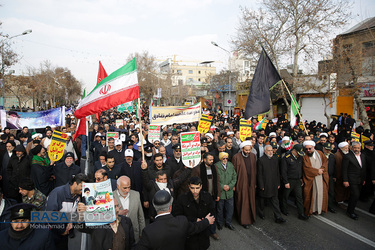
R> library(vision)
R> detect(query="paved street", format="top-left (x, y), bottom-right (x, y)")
top-left (210, 198), bottom-right (375, 250)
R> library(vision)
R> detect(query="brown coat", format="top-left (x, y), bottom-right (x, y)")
top-left (334, 150), bottom-right (350, 202)
top-left (232, 152), bottom-right (257, 225)
top-left (302, 150), bottom-right (329, 216)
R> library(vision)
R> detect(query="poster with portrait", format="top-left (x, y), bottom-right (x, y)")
top-left (82, 179), bottom-right (116, 226)
top-left (181, 131), bottom-right (201, 168)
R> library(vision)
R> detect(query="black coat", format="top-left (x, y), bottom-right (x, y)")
top-left (6, 154), bottom-right (31, 199)
top-left (342, 151), bottom-right (367, 185)
top-left (120, 161), bottom-right (143, 194)
top-left (165, 156), bottom-right (183, 179)
top-left (1, 152), bottom-right (13, 198)
top-left (142, 169), bottom-right (174, 219)
top-left (0, 227), bottom-right (56, 250)
top-left (136, 214), bottom-right (209, 250)
top-left (257, 155), bottom-right (280, 198)
top-left (31, 163), bottom-right (53, 196)
top-left (78, 215), bottom-right (135, 250)
top-left (53, 162), bottom-right (81, 188)
top-left (103, 164), bottom-right (122, 180)
top-left (0, 198), bottom-right (17, 231)
top-left (172, 191), bottom-right (215, 250)
top-left (93, 160), bottom-right (106, 173)
top-left (108, 149), bottom-right (125, 165)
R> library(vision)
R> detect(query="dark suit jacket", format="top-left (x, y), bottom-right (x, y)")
top-left (136, 214), bottom-right (209, 250)
top-left (79, 215), bottom-right (135, 250)
top-left (342, 151), bottom-right (366, 185)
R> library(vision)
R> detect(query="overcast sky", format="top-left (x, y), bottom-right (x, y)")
top-left (1, 0), bottom-right (374, 92)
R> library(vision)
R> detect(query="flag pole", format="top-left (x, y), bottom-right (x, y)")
top-left (137, 98), bottom-right (145, 162)
top-left (281, 79), bottom-right (308, 135)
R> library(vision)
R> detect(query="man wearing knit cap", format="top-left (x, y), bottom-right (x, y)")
top-left (232, 140), bottom-right (257, 228)
top-left (215, 152), bottom-right (237, 230)
top-left (334, 142), bottom-right (350, 204)
top-left (53, 152), bottom-right (81, 188)
top-left (0, 203), bottom-right (56, 249)
top-left (302, 140), bottom-right (329, 216)
top-left (19, 177), bottom-right (46, 210)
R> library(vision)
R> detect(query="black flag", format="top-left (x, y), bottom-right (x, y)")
top-left (244, 48), bottom-right (281, 119)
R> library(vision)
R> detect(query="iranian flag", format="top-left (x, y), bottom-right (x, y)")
top-left (95, 61), bottom-right (108, 122)
top-left (253, 117), bottom-right (267, 131)
top-left (75, 58), bottom-right (139, 119)
top-left (290, 94), bottom-right (300, 128)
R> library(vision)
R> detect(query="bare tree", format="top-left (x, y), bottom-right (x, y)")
top-left (5, 75), bottom-right (33, 111)
top-left (233, 0), bottom-right (351, 119)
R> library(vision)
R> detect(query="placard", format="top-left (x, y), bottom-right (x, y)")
top-left (198, 114), bottom-right (213, 134)
top-left (48, 131), bottom-right (67, 161)
top-left (148, 125), bottom-right (161, 143)
top-left (82, 179), bottom-right (116, 226)
top-left (181, 132), bottom-right (201, 168)
top-left (106, 132), bottom-right (119, 146)
top-left (239, 119), bottom-right (252, 142)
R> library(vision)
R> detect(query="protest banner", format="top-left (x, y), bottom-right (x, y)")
top-left (48, 131), bottom-right (67, 161)
top-left (181, 132), bottom-right (201, 168)
top-left (0, 107), bottom-right (65, 130)
top-left (115, 119), bottom-right (123, 128)
top-left (198, 114), bottom-right (213, 134)
top-left (106, 132), bottom-right (119, 146)
top-left (239, 119), bottom-right (252, 142)
top-left (148, 125), bottom-right (161, 143)
top-left (118, 101), bottom-right (134, 113)
top-left (82, 179), bottom-right (116, 226)
top-left (150, 103), bottom-right (201, 125)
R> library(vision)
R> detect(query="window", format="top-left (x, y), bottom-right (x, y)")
top-left (178, 79), bottom-right (183, 85)
top-left (198, 78), bottom-right (201, 81)
top-left (189, 70), bottom-right (193, 74)
top-left (177, 70), bottom-right (182, 74)
top-left (198, 71), bottom-right (201, 74)
top-left (244, 60), bottom-right (250, 68)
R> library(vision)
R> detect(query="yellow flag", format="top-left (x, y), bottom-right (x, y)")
top-left (48, 131), bottom-right (68, 161)
top-left (240, 119), bottom-right (252, 142)
top-left (198, 114), bottom-right (213, 134)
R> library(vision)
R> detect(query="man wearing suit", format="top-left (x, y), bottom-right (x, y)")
top-left (136, 190), bottom-right (215, 250)
top-left (342, 141), bottom-right (367, 220)
top-left (114, 176), bottom-right (145, 242)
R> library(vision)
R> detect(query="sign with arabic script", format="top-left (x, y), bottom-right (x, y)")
top-left (198, 114), bottom-right (213, 134)
top-left (239, 119), bottom-right (252, 142)
top-left (150, 103), bottom-right (201, 125)
top-left (48, 131), bottom-right (67, 161)
top-left (181, 131), bottom-right (201, 169)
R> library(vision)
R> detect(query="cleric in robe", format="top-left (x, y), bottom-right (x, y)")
top-left (231, 140), bottom-right (257, 228)
top-left (302, 140), bottom-right (329, 216)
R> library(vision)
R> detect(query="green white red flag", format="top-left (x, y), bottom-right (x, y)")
top-left (75, 58), bottom-right (139, 119)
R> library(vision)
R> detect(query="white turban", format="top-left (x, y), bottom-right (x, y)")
top-left (205, 133), bottom-right (214, 140)
top-left (269, 132), bottom-right (277, 137)
top-left (303, 140), bottom-right (316, 147)
top-left (320, 133), bottom-right (328, 138)
top-left (338, 142), bottom-right (349, 148)
top-left (240, 141), bottom-right (252, 149)
top-left (282, 136), bottom-right (290, 142)
top-left (227, 131), bottom-right (234, 135)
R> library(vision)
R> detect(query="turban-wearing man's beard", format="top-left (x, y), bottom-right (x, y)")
top-left (306, 151), bottom-right (314, 157)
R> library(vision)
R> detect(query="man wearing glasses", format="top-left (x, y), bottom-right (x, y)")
top-left (215, 152), bottom-right (237, 230)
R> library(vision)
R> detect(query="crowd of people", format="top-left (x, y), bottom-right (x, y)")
top-left (0, 106), bottom-right (374, 249)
